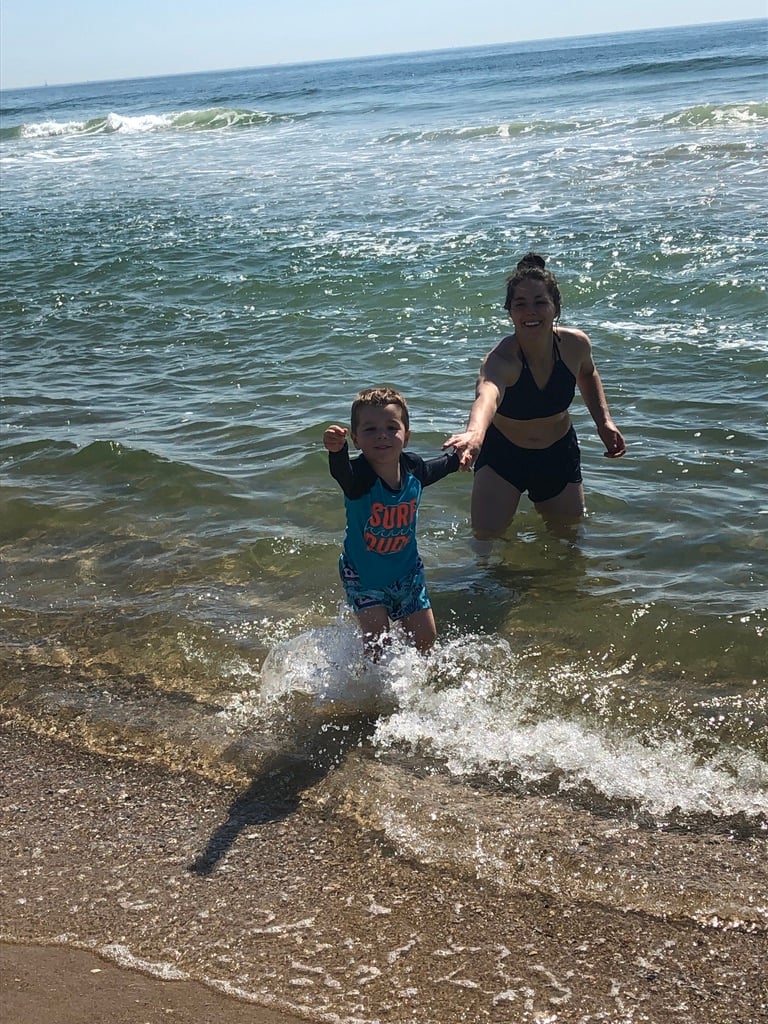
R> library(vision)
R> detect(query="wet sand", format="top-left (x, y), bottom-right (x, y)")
top-left (0, 943), bottom-right (304, 1024)
top-left (1, 719), bottom-right (766, 1024)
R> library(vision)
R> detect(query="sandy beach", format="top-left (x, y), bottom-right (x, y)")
top-left (1, 943), bottom-right (304, 1024)
top-left (1, 718), bottom-right (766, 1023)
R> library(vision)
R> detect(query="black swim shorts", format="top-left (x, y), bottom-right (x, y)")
top-left (474, 424), bottom-right (582, 503)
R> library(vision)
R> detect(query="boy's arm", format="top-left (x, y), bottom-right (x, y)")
top-left (324, 428), bottom-right (379, 499)
top-left (406, 449), bottom-right (461, 487)
top-left (327, 444), bottom-right (355, 495)
top-left (323, 424), bottom-right (355, 493)
top-left (323, 424), bottom-right (348, 453)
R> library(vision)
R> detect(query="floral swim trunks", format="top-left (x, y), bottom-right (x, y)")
top-left (339, 555), bottom-right (431, 620)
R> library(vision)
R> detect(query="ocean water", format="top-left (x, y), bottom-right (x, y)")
top-left (1, 17), bottom-right (767, 1019)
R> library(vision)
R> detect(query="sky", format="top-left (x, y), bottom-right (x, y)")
top-left (1, 0), bottom-right (766, 90)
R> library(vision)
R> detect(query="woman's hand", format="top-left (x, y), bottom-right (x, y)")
top-left (598, 419), bottom-right (626, 458)
top-left (443, 428), bottom-right (484, 470)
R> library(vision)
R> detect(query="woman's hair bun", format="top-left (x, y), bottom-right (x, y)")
top-left (517, 252), bottom-right (546, 271)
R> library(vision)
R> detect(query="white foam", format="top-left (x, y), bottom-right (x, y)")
top-left (259, 619), bottom-right (400, 714)
top-left (374, 636), bottom-right (768, 819)
top-left (99, 942), bottom-right (188, 980)
top-left (22, 119), bottom-right (89, 138)
top-left (102, 111), bottom-right (173, 133)
top-left (21, 112), bottom-right (174, 138)
top-left (250, 624), bottom-right (767, 818)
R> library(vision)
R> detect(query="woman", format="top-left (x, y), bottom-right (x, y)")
top-left (444, 253), bottom-right (625, 538)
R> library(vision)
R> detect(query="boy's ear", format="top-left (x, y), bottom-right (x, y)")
top-left (350, 430), bottom-right (360, 450)
top-left (404, 429), bottom-right (411, 447)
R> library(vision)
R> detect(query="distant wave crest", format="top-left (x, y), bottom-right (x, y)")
top-left (372, 101), bottom-right (768, 147)
top-left (595, 52), bottom-right (766, 80)
top-left (2, 106), bottom-right (294, 140)
top-left (659, 101), bottom-right (768, 127)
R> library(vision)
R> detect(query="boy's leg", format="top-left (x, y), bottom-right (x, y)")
top-left (400, 608), bottom-right (437, 653)
top-left (355, 605), bottom-right (391, 660)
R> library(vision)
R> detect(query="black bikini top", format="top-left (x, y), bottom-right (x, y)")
top-left (496, 333), bottom-right (576, 421)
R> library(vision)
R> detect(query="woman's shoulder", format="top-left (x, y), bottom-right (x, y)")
top-left (486, 333), bottom-right (520, 364)
top-left (556, 325), bottom-right (590, 347)
top-left (481, 334), bottom-right (521, 382)
top-left (556, 326), bottom-right (593, 374)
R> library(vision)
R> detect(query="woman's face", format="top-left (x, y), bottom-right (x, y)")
top-left (508, 279), bottom-right (558, 334)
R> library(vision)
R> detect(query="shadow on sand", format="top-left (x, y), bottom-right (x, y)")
top-left (188, 709), bottom-right (378, 875)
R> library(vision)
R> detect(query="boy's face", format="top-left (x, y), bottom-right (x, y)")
top-left (351, 403), bottom-right (410, 464)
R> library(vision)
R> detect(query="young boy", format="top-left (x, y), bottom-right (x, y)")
top-left (323, 386), bottom-right (460, 656)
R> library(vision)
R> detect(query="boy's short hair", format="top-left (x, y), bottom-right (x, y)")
top-left (351, 387), bottom-right (410, 432)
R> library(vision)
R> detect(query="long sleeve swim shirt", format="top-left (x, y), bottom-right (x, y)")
top-left (328, 445), bottom-right (459, 590)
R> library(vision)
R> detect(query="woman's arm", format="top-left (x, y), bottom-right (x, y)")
top-left (576, 358), bottom-right (626, 458)
top-left (443, 352), bottom-right (509, 469)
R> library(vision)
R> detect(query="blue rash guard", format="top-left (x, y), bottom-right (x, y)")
top-left (328, 444), bottom-right (460, 592)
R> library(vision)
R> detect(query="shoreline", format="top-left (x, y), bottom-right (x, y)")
top-left (2, 719), bottom-right (767, 1024)
top-left (0, 943), bottom-right (305, 1024)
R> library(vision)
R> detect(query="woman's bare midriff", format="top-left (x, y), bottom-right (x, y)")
top-left (492, 410), bottom-right (572, 449)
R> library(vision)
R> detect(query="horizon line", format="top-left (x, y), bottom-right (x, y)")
top-left (1, 16), bottom-right (764, 93)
